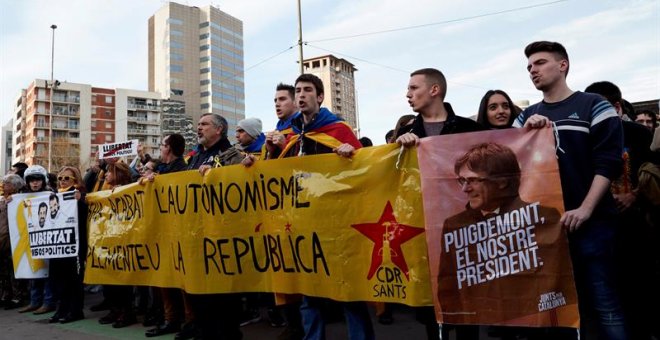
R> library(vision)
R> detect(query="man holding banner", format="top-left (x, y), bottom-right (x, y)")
top-left (188, 113), bottom-right (243, 174)
top-left (265, 83), bottom-right (296, 160)
top-left (280, 73), bottom-right (372, 340)
top-left (514, 41), bottom-right (628, 339)
top-left (185, 113), bottom-right (244, 340)
top-left (0, 175), bottom-right (27, 310)
top-left (397, 68), bottom-right (483, 340)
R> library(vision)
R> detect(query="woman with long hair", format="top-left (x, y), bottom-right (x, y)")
top-left (97, 161), bottom-right (137, 328)
top-left (476, 90), bottom-right (518, 129)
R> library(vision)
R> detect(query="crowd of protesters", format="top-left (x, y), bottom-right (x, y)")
top-left (0, 40), bottom-right (659, 340)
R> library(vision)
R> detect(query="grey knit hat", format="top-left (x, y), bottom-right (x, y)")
top-left (237, 118), bottom-right (263, 138)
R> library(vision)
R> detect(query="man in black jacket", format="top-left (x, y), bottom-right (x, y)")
top-left (396, 68), bottom-right (483, 144)
top-left (180, 113), bottom-right (243, 340)
top-left (396, 68), bottom-right (484, 340)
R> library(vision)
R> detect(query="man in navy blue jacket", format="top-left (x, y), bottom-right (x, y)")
top-left (514, 41), bottom-right (628, 339)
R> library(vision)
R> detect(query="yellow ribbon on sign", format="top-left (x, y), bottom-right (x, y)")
top-left (12, 199), bottom-right (46, 272)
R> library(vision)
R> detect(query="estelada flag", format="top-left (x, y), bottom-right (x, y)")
top-left (418, 128), bottom-right (579, 327)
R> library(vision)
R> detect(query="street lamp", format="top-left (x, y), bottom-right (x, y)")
top-left (47, 24), bottom-right (57, 172)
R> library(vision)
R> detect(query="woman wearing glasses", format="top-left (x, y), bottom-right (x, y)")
top-left (48, 166), bottom-right (87, 324)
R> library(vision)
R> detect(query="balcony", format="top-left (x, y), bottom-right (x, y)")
top-left (127, 128), bottom-right (160, 135)
top-left (53, 96), bottom-right (80, 104)
top-left (128, 103), bottom-right (160, 111)
top-left (127, 116), bottom-right (161, 125)
top-left (52, 123), bottom-right (79, 130)
top-left (52, 109), bottom-right (79, 117)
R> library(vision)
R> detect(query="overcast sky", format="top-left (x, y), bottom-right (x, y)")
top-left (1, 0), bottom-right (658, 145)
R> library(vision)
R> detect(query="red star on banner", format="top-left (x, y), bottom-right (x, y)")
top-left (351, 201), bottom-right (424, 280)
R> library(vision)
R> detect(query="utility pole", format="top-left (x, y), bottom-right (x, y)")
top-left (297, 0), bottom-right (304, 75)
top-left (48, 24), bottom-right (57, 172)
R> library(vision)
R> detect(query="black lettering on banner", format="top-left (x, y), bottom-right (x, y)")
top-left (250, 236), bottom-right (270, 272)
top-left (233, 238), bottom-right (250, 274)
top-left (106, 191), bottom-right (145, 222)
top-left (202, 232), bottom-right (330, 276)
top-left (204, 237), bottom-right (220, 274)
top-left (148, 174), bottom-right (314, 218)
top-left (88, 244), bottom-right (161, 272)
top-left (172, 241), bottom-right (185, 274)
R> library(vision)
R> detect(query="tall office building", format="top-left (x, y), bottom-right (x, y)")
top-left (303, 55), bottom-right (358, 132)
top-left (11, 79), bottom-right (163, 170)
top-left (148, 2), bottom-right (245, 132)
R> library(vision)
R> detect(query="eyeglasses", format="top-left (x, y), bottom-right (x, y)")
top-left (457, 176), bottom-right (488, 187)
top-left (57, 175), bottom-right (74, 181)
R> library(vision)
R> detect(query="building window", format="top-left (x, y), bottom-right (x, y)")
top-left (171, 89), bottom-right (184, 96)
top-left (91, 121), bottom-right (96, 128)
top-left (105, 134), bottom-right (113, 142)
top-left (105, 122), bottom-right (112, 129)
top-left (105, 110), bottom-right (112, 116)
top-left (312, 61), bottom-right (320, 68)
top-left (105, 96), bottom-right (113, 104)
top-left (167, 18), bottom-right (183, 25)
top-left (170, 65), bottom-right (183, 72)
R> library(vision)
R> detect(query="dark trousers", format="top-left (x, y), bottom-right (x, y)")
top-left (50, 257), bottom-right (84, 317)
top-left (188, 293), bottom-right (242, 340)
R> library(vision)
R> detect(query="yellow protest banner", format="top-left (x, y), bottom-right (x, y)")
top-left (85, 144), bottom-right (434, 306)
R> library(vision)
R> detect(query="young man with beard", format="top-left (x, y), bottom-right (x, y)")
top-left (514, 41), bottom-right (627, 339)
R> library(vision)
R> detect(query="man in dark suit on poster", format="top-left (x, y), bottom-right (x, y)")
top-left (438, 142), bottom-right (575, 326)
